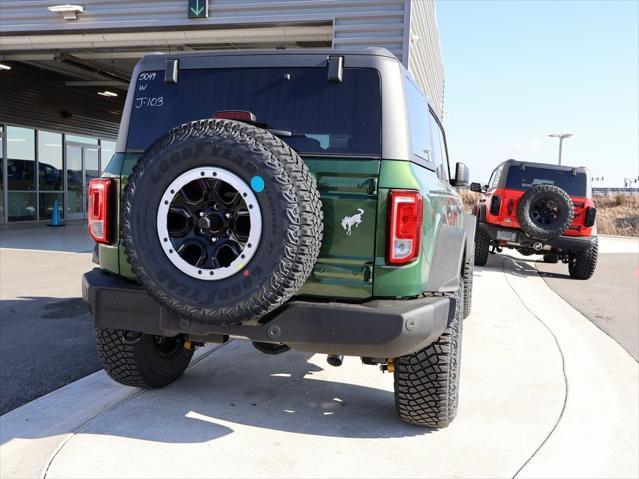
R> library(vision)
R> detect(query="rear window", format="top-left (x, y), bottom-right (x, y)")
top-left (505, 166), bottom-right (587, 196)
top-left (126, 67), bottom-right (381, 156)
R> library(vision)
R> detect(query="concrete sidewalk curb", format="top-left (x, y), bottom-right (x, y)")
top-left (0, 345), bottom-right (222, 479)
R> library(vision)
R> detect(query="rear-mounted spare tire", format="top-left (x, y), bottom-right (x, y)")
top-left (121, 119), bottom-right (323, 325)
top-left (516, 184), bottom-right (574, 241)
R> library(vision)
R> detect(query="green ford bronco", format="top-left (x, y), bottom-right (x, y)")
top-left (82, 48), bottom-right (476, 428)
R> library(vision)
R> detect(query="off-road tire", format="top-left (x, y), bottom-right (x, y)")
top-left (474, 225), bottom-right (490, 266)
top-left (121, 119), bottom-right (323, 325)
top-left (461, 255), bottom-right (473, 319)
top-left (543, 253), bottom-right (559, 264)
top-left (517, 184), bottom-right (574, 241)
top-left (96, 328), bottom-right (194, 388)
top-left (394, 276), bottom-right (463, 428)
top-left (568, 237), bottom-right (598, 279)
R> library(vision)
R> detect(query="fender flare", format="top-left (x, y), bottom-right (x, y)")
top-left (424, 213), bottom-right (475, 293)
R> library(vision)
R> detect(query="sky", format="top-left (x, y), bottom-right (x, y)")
top-left (435, 0), bottom-right (638, 187)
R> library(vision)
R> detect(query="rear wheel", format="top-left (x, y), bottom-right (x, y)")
top-left (96, 328), bottom-right (194, 388)
top-left (393, 276), bottom-right (463, 428)
top-left (568, 238), bottom-right (598, 280)
top-left (474, 225), bottom-right (490, 266)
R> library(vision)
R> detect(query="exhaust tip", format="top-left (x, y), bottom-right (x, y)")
top-left (327, 354), bottom-right (343, 367)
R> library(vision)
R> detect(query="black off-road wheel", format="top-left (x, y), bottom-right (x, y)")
top-left (96, 329), bottom-right (194, 388)
top-left (393, 276), bottom-right (463, 428)
top-left (568, 238), bottom-right (598, 279)
top-left (474, 225), bottom-right (490, 266)
top-left (543, 253), bottom-right (559, 264)
top-left (517, 184), bottom-right (574, 241)
top-left (121, 119), bottom-right (323, 325)
top-left (461, 255), bottom-right (473, 319)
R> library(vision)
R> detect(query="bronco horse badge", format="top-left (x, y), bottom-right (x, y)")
top-left (341, 208), bottom-right (365, 236)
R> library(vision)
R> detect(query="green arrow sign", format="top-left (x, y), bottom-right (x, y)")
top-left (188, 0), bottom-right (208, 18)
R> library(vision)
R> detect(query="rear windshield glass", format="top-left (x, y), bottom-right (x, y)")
top-left (505, 166), bottom-right (587, 196)
top-left (126, 67), bottom-right (381, 156)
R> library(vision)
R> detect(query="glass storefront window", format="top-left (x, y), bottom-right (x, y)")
top-left (85, 147), bottom-right (100, 183)
top-left (65, 134), bottom-right (98, 145)
top-left (38, 131), bottom-right (63, 191)
top-left (1, 125), bottom-right (4, 224)
top-left (7, 126), bottom-right (35, 191)
top-left (39, 192), bottom-right (64, 221)
top-left (100, 140), bottom-right (116, 173)
top-left (8, 192), bottom-right (36, 221)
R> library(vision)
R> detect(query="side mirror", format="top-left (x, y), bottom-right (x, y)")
top-left (454, 162), bottom-right (470, 187)
top-left (470, 182), bottom-right (483, 193)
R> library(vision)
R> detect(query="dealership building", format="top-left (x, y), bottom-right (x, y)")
top-left (0, 0), bottom-right (444, 226)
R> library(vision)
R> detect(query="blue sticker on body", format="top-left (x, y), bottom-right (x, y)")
top-left (251, 176), bottom-right (265, 193)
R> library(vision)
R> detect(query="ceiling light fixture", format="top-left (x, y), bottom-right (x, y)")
top-left (47, 4), bottom-right (84, 20)
top-left (97, 91), bottom-right (118, 97)
top-left (0, 63), bottom-right (11, 71)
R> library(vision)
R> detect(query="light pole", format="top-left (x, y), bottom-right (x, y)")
top-left (548, 133), bottom-right (573, 165)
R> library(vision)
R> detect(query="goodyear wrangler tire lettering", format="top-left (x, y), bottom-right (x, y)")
top-left (121, 119), bottom-right (323, 325)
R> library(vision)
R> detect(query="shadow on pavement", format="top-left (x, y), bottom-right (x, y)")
top-left (2, 343), bottom-right (428, 447)
top-left (86, 345), bottom-right (427, 442)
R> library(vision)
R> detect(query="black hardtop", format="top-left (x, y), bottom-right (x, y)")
top-left (136, 47), bottom-right (401, 71)
top-left (499, 159), bottom-right (589, 176)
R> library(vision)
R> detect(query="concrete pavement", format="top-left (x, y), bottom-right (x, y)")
top-left (2, 245), bottom-right (637, 478)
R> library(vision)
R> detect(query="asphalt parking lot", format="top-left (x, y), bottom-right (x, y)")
top-left (0, 224), bottom-right (100, 415)
top-left (537, 251), bottom-right (639, 360)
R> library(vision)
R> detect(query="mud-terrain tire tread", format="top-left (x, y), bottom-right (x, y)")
top-left (394, 277), bottom-right (463, 428)
top-left (474, 225), bottom-right (490, 266)
top-left (462, 255), bottom-right (473, 319)
top-left (568, 237), bottom-right (598, 279)
top-left (121, 119), bottom-right (323, 325)
top-left (96, 328), bottom-right (193, 388)
top-left (517, 184), bottom-right (574, 241)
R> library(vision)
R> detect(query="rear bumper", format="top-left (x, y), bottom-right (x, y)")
top-left (82, 268), bottom-right (453, 358)
top-left (480, 223), bottom-right (596, 252)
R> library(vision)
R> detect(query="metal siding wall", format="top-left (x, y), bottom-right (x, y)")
top-left (0, 64), bottom-right (122, 139)
top-left (0, 0), bottom-right (444, 123)
top-left (1, 0), bottom-right (405, 59)
top-left (407, 0), bottom-right (444, 118)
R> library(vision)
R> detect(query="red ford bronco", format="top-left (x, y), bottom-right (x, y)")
top-left (471, 159), bottom-right (598, 279)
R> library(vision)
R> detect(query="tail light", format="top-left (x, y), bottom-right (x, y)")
top-left (387, 190), bottom-right (423, 265)
top-left (490, 195), bottom-right (502, 215)
top-left (88, 178), bottom-right (113, 244)
top-left (584, 207), bottom-right (596, 227)
top-left (214, 110), bottom-right (256, 122)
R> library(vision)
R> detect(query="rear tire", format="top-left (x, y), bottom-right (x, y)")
top-left (393, 276), bottom-right (463, 428)
top-left (96, 329), bottom-right (194, 388)
top-left (474, 225), bottom-right (490, 266)
top-left (568, 238), bottom-right (598, 280)
top-left (543, 253), bottom-right (559, 264)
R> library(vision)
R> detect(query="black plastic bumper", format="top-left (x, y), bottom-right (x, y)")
top-left (481, 223), bottom-right (596, 252)
top-left (82, 268), bottom-right (453, 358)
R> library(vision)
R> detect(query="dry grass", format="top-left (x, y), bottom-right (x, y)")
top-left (459, 190), bottom-right (638, 237)
top-left (593, 194), bottom-right (638, 237)
top-left (461, 190), bottom-right (481, 213)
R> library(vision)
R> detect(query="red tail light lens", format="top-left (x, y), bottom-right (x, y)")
top-left (88, 178), bottom-right (112, 244)
top-left (213, 110), bottom-right (256, 122)
top-left (387, 190), bottom-right (423, 265)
